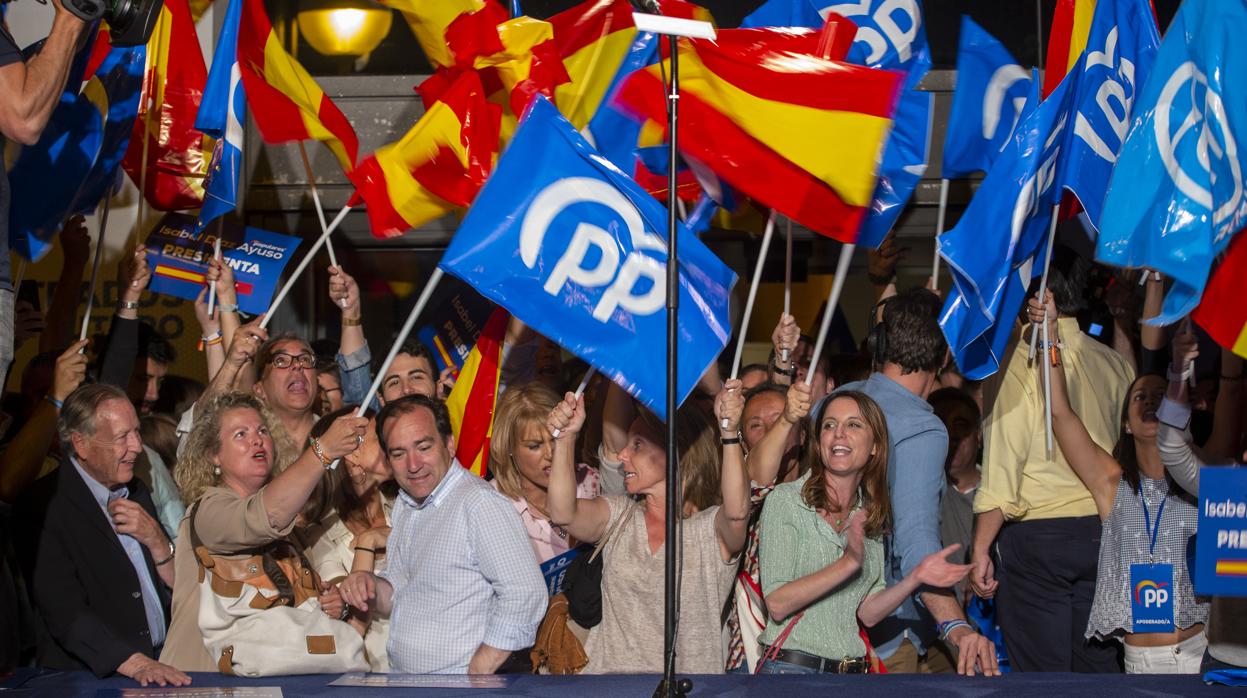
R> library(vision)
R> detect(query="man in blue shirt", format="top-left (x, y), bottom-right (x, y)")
top-left (340, 394), bottom-right (546, 674)
top-left (837, 288), bottom-right (999, 676)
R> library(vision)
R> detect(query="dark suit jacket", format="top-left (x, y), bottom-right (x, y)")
top-left (14, 459), bottom-right (172, 677)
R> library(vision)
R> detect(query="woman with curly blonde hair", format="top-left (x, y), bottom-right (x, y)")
top-left (755, 391), bottom-right (970, 674)
top-left (159, 391), bottom-right (369, 672)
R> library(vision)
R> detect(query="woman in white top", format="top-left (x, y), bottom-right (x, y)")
top-left (305, 406), bottom-right (395, 672)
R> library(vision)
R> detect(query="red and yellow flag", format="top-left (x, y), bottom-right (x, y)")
top-left (348, 72), bottom-right (500, 239)
top-left (616, 28), bottom-right (901, 243)
top-left (446, 307), bottom-right (510, 479)
top-left (1193, 230), bottom-right (1247, 359)
top-left (1043, 0), bottom-right (1097, 96)
top-left (121, 0), bottom-right (210, 211)
top-left (237, 0), bottom-right (359, 173)
top-left (549, 0), bottom-right (711, 131)
top-left (383, 0), bottom-right (508, 70)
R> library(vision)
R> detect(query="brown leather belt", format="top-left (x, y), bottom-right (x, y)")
top-left (762, 646), bottom-right (870, 674)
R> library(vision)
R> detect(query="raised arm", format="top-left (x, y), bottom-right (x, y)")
top-left (1027, 293), bottom-right (1121, 519)
top-left (600, 379), bottom-right (634, 462)
top-left (0, 339), bottom-right (87, 502)
top-left (205, 254), bottom-right (240, 352)
top-left (547, 392), bottom-right (611, 543)
top-left (328, 266), bottom-right (373, 406)
top-left (98, 247), bottom-right (151, 388)
top-left (0, 3), bottom-right (88, 145)
top-left (1203, 348), bottom-right (1244, 462)
top-left (41, 215), bottom-right (89, 353)
top-left (713, 379), bottom-right (750, 561)
top-left (767, 314), bottom-right (800, 386)
top-left (260, 413), bottom-right (367, 530)
top-left (746, 381), bottom-right (810, 485)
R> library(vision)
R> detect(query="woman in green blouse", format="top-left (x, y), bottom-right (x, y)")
top-left (757, 390), bottom-right (969, 674)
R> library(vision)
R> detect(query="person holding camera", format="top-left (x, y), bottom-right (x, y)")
top-left (0, 0), bottom-right (89, 386)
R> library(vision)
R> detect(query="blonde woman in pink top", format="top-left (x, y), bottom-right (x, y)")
top-left (490, 382), bottom-right (614, 564)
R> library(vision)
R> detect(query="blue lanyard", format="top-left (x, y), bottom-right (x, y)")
top-left (1139, 490), bottom-right (1166, 560)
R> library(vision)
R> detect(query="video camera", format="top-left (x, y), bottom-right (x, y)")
top-left (59, 0), bottom-right (162, 47)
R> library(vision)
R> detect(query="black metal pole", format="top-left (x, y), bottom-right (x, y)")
top-left (656, 29), bottom-right (690, 698)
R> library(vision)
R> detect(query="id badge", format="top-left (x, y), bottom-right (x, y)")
top-left (1130, 563), bottom-right (1174, 633)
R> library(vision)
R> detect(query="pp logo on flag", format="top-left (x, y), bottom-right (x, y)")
top-left (984, 64), bottom-right (1030, 141)
top-left (1134, 579), bottom-right (1169, 608)
top-left (1155, 61), bottom-right (1244, 241)
top-left (520, 177), bottom-right (666, 323)
top-left (1075, 27), bottom-right (1139, 162)
top-left (823, 0), bottom-right (922, 65)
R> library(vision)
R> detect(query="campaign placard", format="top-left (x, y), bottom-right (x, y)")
top-left (144, 212), bottom-right (302, 316)
top-left (1195, 466), bottom-right (1247, 596)
top-left (540, 545), bottom-right (588, 597)
top-left (414, 278), bottom-right (495, 376)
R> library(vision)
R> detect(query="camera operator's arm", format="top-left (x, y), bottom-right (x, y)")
top-left (0, 3), bottom-right (88, 145)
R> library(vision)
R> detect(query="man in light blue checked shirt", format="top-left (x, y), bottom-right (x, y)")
top-left (339, 395), bottom-right (547, 674)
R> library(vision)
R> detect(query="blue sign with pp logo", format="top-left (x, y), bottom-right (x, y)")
top-left (1130, 563), bottom-right (1174, 632)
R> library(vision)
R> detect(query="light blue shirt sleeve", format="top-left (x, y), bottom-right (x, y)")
top-left (889, 427), bottom-right (948, 581)
top-left (338, 342), bottom-right (373, 408)
top-left (468, 492), bottom-right (548, 651)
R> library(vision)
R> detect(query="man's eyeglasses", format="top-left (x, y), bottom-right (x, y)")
top-left (270, 353), bottom-right (316, 370)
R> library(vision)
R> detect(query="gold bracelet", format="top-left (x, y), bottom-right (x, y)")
top-left (342, 315), bottom-right (362, 327)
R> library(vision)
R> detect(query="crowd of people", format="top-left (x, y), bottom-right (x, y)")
top-left (1, 216), bottom-right (1243, 686)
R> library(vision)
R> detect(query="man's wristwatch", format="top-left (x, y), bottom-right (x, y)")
top-left (119, 300), bottom-right (139, 311)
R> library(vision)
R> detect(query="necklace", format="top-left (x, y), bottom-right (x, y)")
top-left (526, 497), bottom-right (570, 541)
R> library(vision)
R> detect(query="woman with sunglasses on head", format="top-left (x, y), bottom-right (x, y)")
top-left (755, 391), bottom-right (968, 674)
top-left (1028, 292), bottom-right (1208, 674)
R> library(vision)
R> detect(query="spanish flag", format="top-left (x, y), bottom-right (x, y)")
top-left (121, 0), bottom-right (211, 211)
top-left (446, 307), bottom-right (510, 479)
top-left (237, 0), bottom-right (359, 174)
top-left (383, 0), bottom-right (508, 69)
top-left (615, 29), bottom-right (902, 243)
top-left (1043, 0), bottom-right (1097, 96)
top-left (550, 0), bottom-right (712, 131)
top-left (348, 72), bottom-right (500, 239)
top-left (1193, 229), bottom-right (1247, 359)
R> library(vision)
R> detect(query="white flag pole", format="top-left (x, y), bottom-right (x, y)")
top-left (725, 211), bottom-right (777, 428)
top-left (298, 142), bottom-right (341, 272)
top-left (259, 204), bottom-right (351, 330)
top-left (552, 366), bottom-right (598, 439)
top-left (79, 196), bottom-right (114, 344)
top-left (207, 237), bottom-right (222, 318)
top-left (782, 217), bottom-right (793, 363)
top-left (805, 243), bottom-right (855, 386)
top-left (932, 178), bottom-right (950, 291)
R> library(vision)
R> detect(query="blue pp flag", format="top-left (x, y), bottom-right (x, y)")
top-left (1095, 0), bottom-right (1247, 324)
top-left (740, 0), bottom-right (823, 29)
top-left (1059, 0), bottom-right (1159, 234)
top-left (820, 0), bottom-right (933, 248)
top-left (939, 66), bottom-right (1081, 380)
top-left (942, 16), bottom-right (1033, 179)
top-left (8, 38), bottom-right (144, 261)
top-left (818, 0), bottom-right (929, 88)
top-left (195, 0), bottom-right (246, 232)
top-left (441, 96), bottom-right (737, 420)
